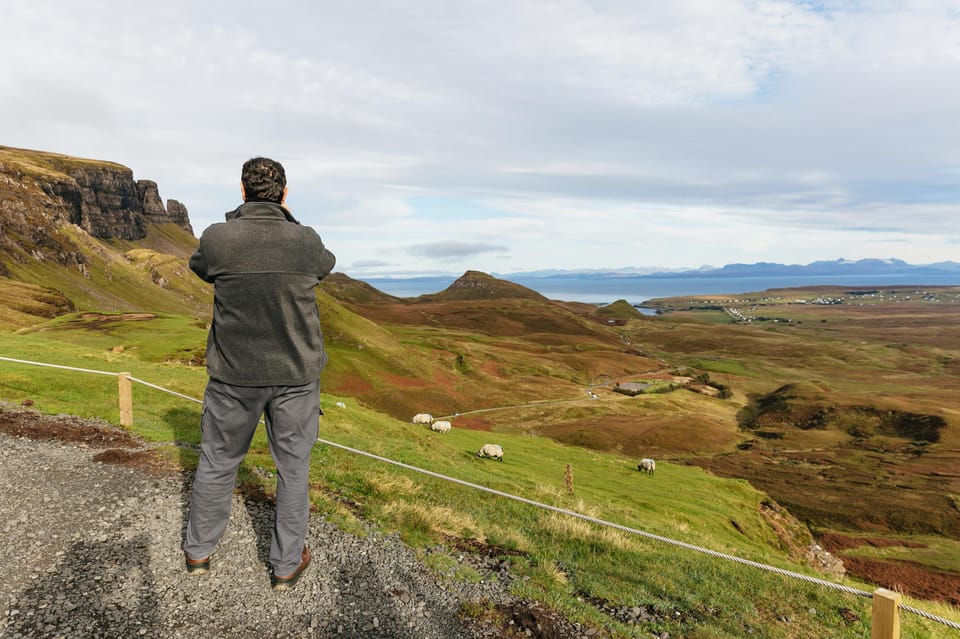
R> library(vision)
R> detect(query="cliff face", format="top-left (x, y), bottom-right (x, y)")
top-left (165, 198), bottom-right (193, 235)
top-left (0, 145), bottom-right (194, 242)
top-left (0, 145), bottom-right (209, 322)
top-left (134, 180), bottom-right (194, 235)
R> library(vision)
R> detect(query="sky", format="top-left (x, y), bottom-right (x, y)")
top-left (1, 1), bottom-right (959, 278)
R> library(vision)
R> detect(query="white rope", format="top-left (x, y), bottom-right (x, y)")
top-left (316, 439), bottom-right (960, 630)
top-left (0, 356), bottom-right (118, 377)
top-left (902, 605), bottom-right (960, 630)
top-left (2, 354), bottom-right (959, 630)
top-left (317, 439), bottom-right (870, 593)
top-left (127, 376), bottom-right (203, 404)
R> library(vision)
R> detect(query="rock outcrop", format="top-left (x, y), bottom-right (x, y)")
top-left (134, 180), bottom-right (193, 234)
top-left (66, 165), bottom-right (146, 239)
top-left (136, 180), bottom-right (168, 225)
top-left (165, 198), bottom-right (193, 235)
top-left (0, 145), bottom-right (194, 242)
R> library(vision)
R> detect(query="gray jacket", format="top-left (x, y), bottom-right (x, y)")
top-left (190, 201), bottom-right (336, 386)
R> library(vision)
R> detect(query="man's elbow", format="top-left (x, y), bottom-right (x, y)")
top-left (319, 251), bottom-right (336, 278)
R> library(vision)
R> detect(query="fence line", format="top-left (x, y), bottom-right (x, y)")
top-left (0, 356), bottom-right (120, 377)
top-left (2, 354), bottom-right (959, 634)
top-left (127, 375), bottom-right (204, 404)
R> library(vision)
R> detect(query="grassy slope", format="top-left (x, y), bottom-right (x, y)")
top-left (9, 225), bottom-right (209, 315)
top-left (0, 145), bottom-right (126, 178)
top-left (322, 280), bottom-right (960, 585)
top-left (0, 278), bottom-right (74, 329)
top-left (0, 329), bottom-right (956, 637)
top-left (106, 222), bottom-right (199, 260)
top-left (322, 274), bottom-right (666, 425)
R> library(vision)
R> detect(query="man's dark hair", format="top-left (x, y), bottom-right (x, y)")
top-left (241, 157), bottom-right (287, 203)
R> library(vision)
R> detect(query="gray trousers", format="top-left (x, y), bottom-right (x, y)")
top-left (183, 378), bottom-right (320, 576)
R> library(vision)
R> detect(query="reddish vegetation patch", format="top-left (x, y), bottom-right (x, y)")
top-left (381, 373), bottom-right (428, 390)
top-left (0, 408), bottom-right (139, 448)
top-left (332, 373), bottom-right (375, 396)
top-left (454, 415), bottom-right (493, 431)
top-left (547, 415), bottom-right (737, 457)
top-left (817, 531), bottom-right (959, 606)
top-left (430, 367), bottom-right (459, 387)
top-left (841, 556), bottom-right (960, 607)
top-left (478, 361), bottom-right (502, 377)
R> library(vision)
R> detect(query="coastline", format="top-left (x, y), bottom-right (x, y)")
top-left (360, 273), bottom-right (960, 306)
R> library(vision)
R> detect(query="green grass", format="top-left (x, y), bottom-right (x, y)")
top-left (0, 329), bottom-right (958, 637)
top-left (18, 312), bottom-right (208, 364)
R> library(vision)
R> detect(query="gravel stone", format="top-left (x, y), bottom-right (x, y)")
top-left (0, 432), bottom-right (520, 638)
top-left (0, 404), bottom-right (612, 639)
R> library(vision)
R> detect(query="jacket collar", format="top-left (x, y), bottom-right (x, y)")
top-left (225, 201), bottom-right (300, 224)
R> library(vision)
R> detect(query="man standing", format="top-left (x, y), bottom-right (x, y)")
top-left (183, 157), bottom-right (336, 591)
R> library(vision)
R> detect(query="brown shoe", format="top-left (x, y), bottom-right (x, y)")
top-left (271, 546), bottom-right (311, 591)
top-left (185, 553), bottom-right (210, 575)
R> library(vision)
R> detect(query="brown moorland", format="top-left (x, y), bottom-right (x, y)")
top-left (321, 277), bottom-right (960, 605)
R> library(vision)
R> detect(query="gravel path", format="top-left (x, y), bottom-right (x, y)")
top-left (0, 409), bottom-right (604, 639)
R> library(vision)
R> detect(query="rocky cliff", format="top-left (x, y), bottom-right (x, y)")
top-left (0, 145), bottom-right (206, 321)
top-left (0, 145), bottom-right (193, 241)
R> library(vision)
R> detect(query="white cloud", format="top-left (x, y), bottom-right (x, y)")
top-left (407, 241), bottom-right (509, 260)
top-left (1, 1), bottom-right (959, 275)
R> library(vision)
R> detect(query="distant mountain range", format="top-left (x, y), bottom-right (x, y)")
top-left (499, 259), bottom-right (960, 280)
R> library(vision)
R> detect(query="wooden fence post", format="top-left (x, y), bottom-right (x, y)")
top-left (564, 464), bottom-right (574, 495)
top-left (118, 372), bottom-right (133, 427)
top-left (872, 588), bottom-right (901, 639)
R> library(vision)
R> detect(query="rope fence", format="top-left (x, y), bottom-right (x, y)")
top-left (1, 354), bottom-right (958, 636)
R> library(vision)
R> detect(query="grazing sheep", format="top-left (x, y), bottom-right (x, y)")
top-left (477, 443), bottom-right (503, 462)
top-left (638, 458), bottom-right (656, 474)
top-left (412, 413), bottom-right (433, 424)
top-left (334, 401), bottom-right (346, 408)
top-left (430, 420), bottom-right (452, 433)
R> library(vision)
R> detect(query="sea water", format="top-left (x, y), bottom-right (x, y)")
top-left (361, 273), bottom-right (960, 307)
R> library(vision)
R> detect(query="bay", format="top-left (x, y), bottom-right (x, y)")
top-left (361, 273), bottom-right (960, 306)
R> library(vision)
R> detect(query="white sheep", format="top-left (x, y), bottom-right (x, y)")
top-left (430, 420), bottom-right (452, 433)
top-left (638, 458), bottom-right (656, 474)
top-left (477, 443), bottom-right (503, 462)
top-left (334, 401), bottom-right (346, 408)
top-left (412, 413), bottom-right (433, 424)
